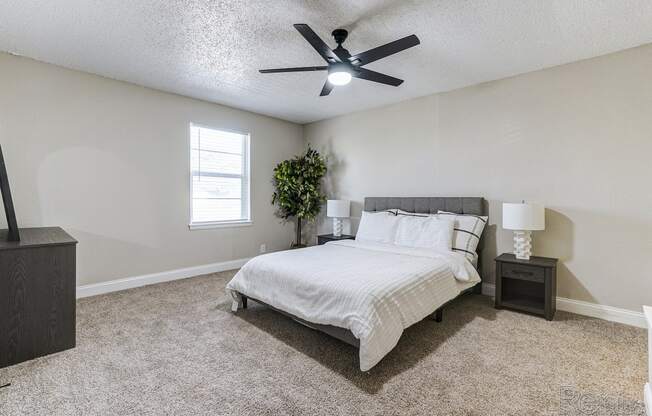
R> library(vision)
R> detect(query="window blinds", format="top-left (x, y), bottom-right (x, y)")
top-left (190, 125), bottom-right (250, 225)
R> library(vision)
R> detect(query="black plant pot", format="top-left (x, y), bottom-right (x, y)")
top-left (292, 218), bottom-right (305, 248)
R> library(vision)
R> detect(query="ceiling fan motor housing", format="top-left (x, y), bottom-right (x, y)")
top-left (328, 62), bottom-right (350, 74)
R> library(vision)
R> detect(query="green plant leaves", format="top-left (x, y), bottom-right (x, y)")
top-left (271, 147), bottom-right (327, 221)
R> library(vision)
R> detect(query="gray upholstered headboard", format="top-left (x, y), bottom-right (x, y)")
top-left (364, 197), bottom-right (486, 216)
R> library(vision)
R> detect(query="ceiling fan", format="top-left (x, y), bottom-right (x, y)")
top-left (259, 24), bottom-right (420, 96)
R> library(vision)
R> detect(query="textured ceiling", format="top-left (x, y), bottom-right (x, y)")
top-left (1, 1), bottom-right (652, 124)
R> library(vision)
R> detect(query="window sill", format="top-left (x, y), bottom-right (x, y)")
top-left (189, 221), bottom-right (253, 230)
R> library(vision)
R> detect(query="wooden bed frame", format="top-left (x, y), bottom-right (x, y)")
top-left (235, 196), bottom-right (487, 348)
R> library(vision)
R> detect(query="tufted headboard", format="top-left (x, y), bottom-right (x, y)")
top-left (363, 197), bottom-right (485, 216)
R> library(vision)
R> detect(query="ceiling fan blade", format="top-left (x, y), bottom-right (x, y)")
top-left (260, 66), bottom-right (328, 73)
top-left (320, 81), bottom-right (334, 96)
top-left (353, 68), bottom-right (403, 86)
top-left (349, 34), bottom-right (420, 66)
top-left (293, 24), bottom-right (341, 64)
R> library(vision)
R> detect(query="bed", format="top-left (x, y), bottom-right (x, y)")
top-left (226, 197), bottom-right (486, 371)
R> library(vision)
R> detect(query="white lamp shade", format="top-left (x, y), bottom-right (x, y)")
top-left (327, 200), bottom-right (350, 218)
top-left (502, 202), bottom-right (545, 231)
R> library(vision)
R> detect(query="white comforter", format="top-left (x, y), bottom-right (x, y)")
top-left (225, 240), bottom-right (480, 371)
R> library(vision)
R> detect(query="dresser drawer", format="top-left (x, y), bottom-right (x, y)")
top-left (502, 263), bottom-right (545, 283)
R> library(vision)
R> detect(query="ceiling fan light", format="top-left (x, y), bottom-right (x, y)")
top-left (327, 71), bottom-right (352, 86)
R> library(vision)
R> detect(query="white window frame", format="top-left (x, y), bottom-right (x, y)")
top-left (188, 123), bottom-right (252, 230)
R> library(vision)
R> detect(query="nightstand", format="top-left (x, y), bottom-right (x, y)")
top-left (317, 234), bottom-right (355, 245)
top-left (495, 253), bottom-right (558, 320)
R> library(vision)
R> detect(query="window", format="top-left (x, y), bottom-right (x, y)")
top-left (189, 124), bottom-right (250, 229)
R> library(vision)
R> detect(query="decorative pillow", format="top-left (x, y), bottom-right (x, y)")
top-left (356, 211), bottom-right (400, 244)
top-left (437, 210), bottom-right (488, 262)
top-left (394, 215), bottom-right (454, 251)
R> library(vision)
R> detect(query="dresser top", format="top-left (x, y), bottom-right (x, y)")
top-left (0, 227), bottom-right (77, 251)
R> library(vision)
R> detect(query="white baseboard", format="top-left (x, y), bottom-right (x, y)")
top-left (644, 383), bottom-right (651, 416)
top-left (482, 283), bottom-right (496, 297)
top-left (481, 283), bottom-right (646, 329)
top-left (556, 297), bottom-right (647, 328)
top-left (76, 258), bottom-right (251, 299)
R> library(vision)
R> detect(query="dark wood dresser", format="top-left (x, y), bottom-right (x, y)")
top-left (0, 227), bottom-right (77, 368)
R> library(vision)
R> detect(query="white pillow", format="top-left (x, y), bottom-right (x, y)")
top-left (394, 215), bottom-right (454, 251)
top-left (437, 211), bottom-right (488, 262)
top-left (356, 211), bottom-right (400, 244)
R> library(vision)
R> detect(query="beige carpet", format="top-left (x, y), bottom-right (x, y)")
top-left (0, 270), bottom-right (646, 416)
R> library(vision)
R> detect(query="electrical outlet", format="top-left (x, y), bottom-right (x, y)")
top-left (259, 244), bottom-right (267, 254)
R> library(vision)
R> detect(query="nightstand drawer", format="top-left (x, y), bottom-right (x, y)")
top-left (502, 263), bottom-right (545, 283)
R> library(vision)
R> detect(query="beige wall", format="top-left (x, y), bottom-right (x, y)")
top-left (2, 44), bottom-right (651, 312)
top-left (0, 52), bottom-right (304, 286)
top-left (305, 45), bottom-right (652, 312)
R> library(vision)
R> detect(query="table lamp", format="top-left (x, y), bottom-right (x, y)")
top-left (502, 202), bottom-right (545, 260)
top-left (327, 200), bottom-right (350, 237)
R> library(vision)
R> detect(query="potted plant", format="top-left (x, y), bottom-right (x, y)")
top-left (272, 147), bottom-right (327, 247)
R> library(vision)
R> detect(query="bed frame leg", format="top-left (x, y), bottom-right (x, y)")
top-left (472, 282), bottom-right (482, 294)
top-left (231, 294), bottom-right (248, 312)
top-left (433, 308), bottom-right (443, 323)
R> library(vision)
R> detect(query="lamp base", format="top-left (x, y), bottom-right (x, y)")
top-left (332, 218), bottom-right (343, 237)
top-left (513, 230), bottom-right (532, 260)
